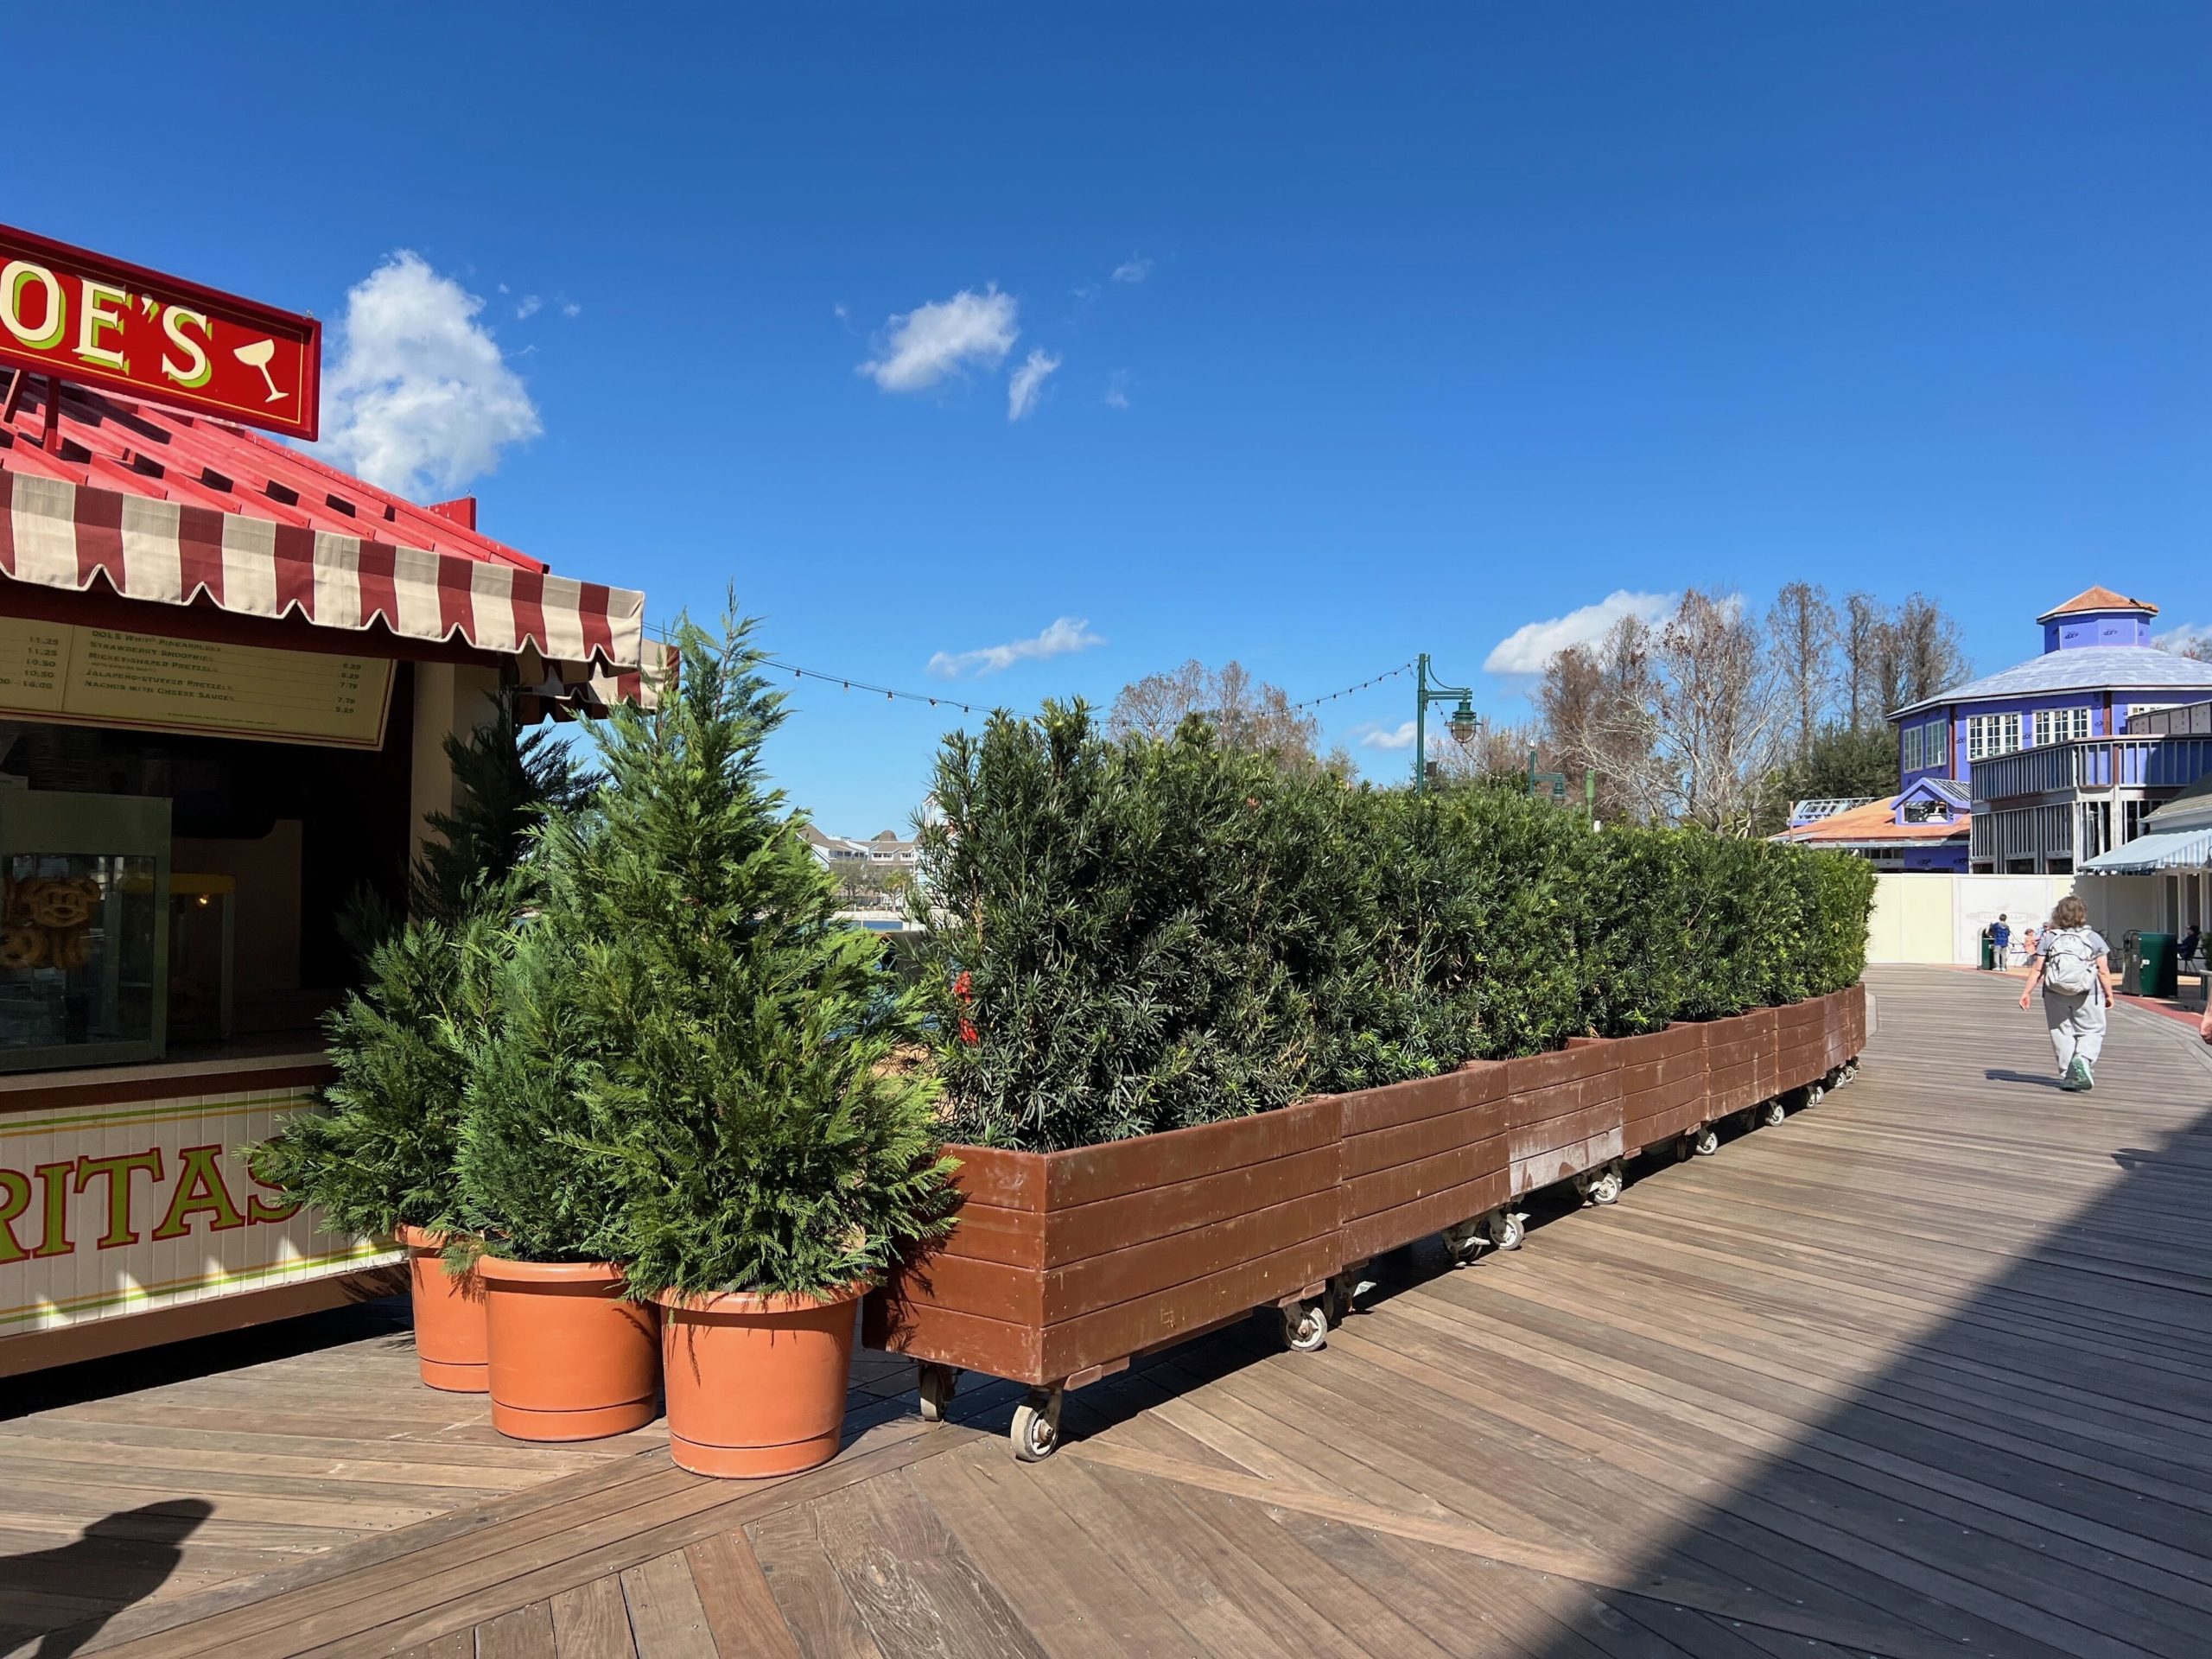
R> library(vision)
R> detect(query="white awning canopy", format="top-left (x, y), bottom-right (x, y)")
top-left (2080, 826), bottom-right (2212, 875)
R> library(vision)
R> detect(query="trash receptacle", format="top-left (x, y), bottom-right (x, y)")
top-left (1978, 934), bottom-right (1995, 970)
top-left (2139, 931), bottom-right (2177, 999)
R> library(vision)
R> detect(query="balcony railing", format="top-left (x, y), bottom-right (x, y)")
top-left (1971, 735), bottom-right (2212, 801)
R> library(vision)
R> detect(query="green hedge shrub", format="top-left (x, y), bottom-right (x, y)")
top-left (917, 709), bottom-right (1876, 1151)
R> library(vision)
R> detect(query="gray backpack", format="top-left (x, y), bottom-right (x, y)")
top-left (2043, 928), bottom-right (2098, 996)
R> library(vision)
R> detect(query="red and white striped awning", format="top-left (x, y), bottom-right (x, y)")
top-left (0, 469), bottom-right (648, 691)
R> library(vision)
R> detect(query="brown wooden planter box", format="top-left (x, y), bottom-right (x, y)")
top-left (1844, 982), bottom-right (1866, 1060)
top-left (1705, 1006), bottom-right (1777, 1116)
top-left (1774, 996), bottom-right (1828, 1093)
top-left (863, 1096), bottom-right (1342, 1389)
top-left (1503, 1042), bottom-right (1625, 1198)
top-left (1337, 1063), bottom-right (1510, 1264)
top-left (1598, 1022), bottom-right (1708, 1154)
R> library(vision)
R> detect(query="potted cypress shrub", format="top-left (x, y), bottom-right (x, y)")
top-left (248, 906), bottom-right (509, 1390)
top-left (606, 617), bottom-right (950, 1476)
top-left (467, 613), bottom-right (950, 1471)
top-left (456, 923), bottom-right (662, 1442)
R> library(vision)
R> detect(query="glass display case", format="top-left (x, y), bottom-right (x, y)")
top-left (0, 792), bottom-right (170, 1071)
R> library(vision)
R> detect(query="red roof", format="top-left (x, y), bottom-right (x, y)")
top-left (1777, 796), bottom-right (1967, 846)
top-left (2037, 585), bottom-right (2157, 623)
top-left (0, 374), bottom-right (545, 575)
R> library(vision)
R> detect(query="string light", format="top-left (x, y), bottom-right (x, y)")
top-left (1290, 659), bottom-right (1416, 712)
top-left (754, 658), bottom-right (1031, 721)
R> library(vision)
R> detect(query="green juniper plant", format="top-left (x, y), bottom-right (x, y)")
top-left (459, 609), bottom-right (951, 1294)
top-left (247, 897), bottom-right (515, 1237)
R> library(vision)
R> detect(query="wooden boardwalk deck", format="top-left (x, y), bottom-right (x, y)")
top-left (10, 964), bottom-right (2210, 1658)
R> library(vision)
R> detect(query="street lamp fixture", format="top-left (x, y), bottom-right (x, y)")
top-left (1414, 652), bottom-right (1479, 794)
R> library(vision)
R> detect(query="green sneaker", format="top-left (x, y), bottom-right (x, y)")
top-left (2062, 1057), bottom-right (2091, 1091)
top-left (2076, 1058), bottom-right (2094, 1092)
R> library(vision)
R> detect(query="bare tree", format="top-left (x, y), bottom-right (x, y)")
top-left (1866, 593), bottom-right (1969, 715)
top-left (1767, 582), bottom-right (1837, 762)
top-left (1107, 659), bottom-right (1332, 771)
top-left (2164, 632), bottom-right (2212, 664)
top-left (1842, 591), bottom-right (1885, 731)
top-left (1543, 591), bottom-right (1783, 834)
top-left (1536, 615), bottom-right (1659, 823)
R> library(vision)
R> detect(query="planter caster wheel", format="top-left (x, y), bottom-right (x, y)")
top-left (1579, 1164), bottom-right (1624, 1206)
top-left (1281, 1299), bottom-right (1331, 1353)
top-left (1325, 1268), bottom-right (1366, 1322)
top-left (918, 1362), bottom-right (959, 1424)
top-left (1011, 1386), bottom-right (1063, 1462)
top-left (1486, 1208), bottom-right (1528, 1252)
top-left (1802, 1081), bottom-right (1825, 1109)
top-left (1681, 1125), bottom-right (1719, 1160)
top-left (1444, 1218), bottom-right (1487, 1266)
top-left (1759, 1097), bottom-right (1788, 1128)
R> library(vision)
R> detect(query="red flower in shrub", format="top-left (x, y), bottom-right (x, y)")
top-left (958, 1019), bottom-right (979, 1046)
top-left (953, 970), bottom-right (972, 1001)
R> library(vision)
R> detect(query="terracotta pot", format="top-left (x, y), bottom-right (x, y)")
top-left (478, 1257), bottom-right (661, 1441)
top-left (394, 1224), bottom-right (487, 1394)
top-left (654, 1282), bottom-right (863, 1478)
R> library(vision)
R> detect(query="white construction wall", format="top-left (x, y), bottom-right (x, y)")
top-left (1865, 873), bottom-right (2078, 965)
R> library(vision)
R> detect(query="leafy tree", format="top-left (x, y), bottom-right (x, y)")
top-left (459, 613), bottom-right (952, 1294)
top-left (1769, 719), bottom-right (1902, 810)
top-left (412, 689), bottom-right (593, 927)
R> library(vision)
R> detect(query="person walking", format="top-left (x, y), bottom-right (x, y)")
top-left (1992, 913), bottom-right (2012, 969)
top-left (2018, 894), bottom-right (2117, 1090)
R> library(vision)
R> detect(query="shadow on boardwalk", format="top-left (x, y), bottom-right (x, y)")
top-left (0, 1503), bottom-right (211, 1659)
top-left (1525, 973), bottom-right (2212, 1659)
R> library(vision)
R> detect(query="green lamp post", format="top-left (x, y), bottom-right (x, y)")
top-left (1414, 652), bottom-right (1479, 794)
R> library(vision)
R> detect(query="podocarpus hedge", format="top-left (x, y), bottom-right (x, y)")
top-left (914, 702), bottom-right (1876, 1151)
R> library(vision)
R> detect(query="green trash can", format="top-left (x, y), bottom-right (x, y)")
top-left (1978, 934), bottom-right (1995, 970)
top-left (2139, 931), bottom-right (2177, 999)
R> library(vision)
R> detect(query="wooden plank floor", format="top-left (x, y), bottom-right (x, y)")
top-left (13, 964), bottom-right (2211, 1658)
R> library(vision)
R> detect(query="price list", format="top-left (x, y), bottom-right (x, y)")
top-left (0, 619), bottom-right (391, 748)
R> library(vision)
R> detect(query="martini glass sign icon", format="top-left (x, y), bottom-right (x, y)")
top-left (233, 338), bottom-right (287, 404)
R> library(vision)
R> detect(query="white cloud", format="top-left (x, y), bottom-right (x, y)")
top-left (860, 286), bottom-right (1019, 392)
top-left (1112, 255), bottom-right (1153, 284)
top-left (2155, 624), bottom-right (2212, 655)
top-left (832, 302), bottom-right (849, 320)
top-left (1358, 721), bottom-right (1419, 751)
top-left (315, 251), bottom-right (542, 500)
top-left (1007, 348), bottom-right (1061, 421)
top-left (927, 616), bottom-right (1103, 678)
top-left (561, 301), bottom-right (582, 319)
top-left (1103, 369), bottom-right (1131, 410)
top-left (1483, 589), bottom-right (1679, 676)
top-left (514, 294), bottom-right (542, 321)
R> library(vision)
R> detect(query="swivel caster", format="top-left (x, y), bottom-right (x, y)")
top-left (1579, 1163), bottom-right (1624, 1206)
top-left (1444, 1218), bottom-right (1487, 1267)
top-left (1486, 1207), bottom-right (1528, 1251)
top-left (1281, 1298), bottom-right (1331, 1353)
top-left (1681, 1125), bottom-right (1719, 1160)
top-left (1802, 1081), bottom-right (1825, 1109)
top-left (1759, 1097), bottom-right (1788, 1128)
top-left (918, 1362), bottom-right (959, 1424)
top-left (1011, 1385), bottom-right (1063, 1462)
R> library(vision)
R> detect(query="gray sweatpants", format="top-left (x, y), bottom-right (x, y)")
top-left (2043, 988), bottom-right (2107, 1072)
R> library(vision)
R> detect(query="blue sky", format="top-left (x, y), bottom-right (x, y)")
top-left (7, 5), bottom-right (2208, 831)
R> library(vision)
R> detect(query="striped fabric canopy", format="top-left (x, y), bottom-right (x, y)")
top-left (1, 470), bottom-right (645, 683)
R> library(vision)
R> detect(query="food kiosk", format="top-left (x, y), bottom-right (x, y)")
top-left (0, 226), bottom-right (650, 1375)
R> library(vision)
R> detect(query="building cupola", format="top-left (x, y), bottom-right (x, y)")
top-left (2037, 586), bottom-right (2158, 654)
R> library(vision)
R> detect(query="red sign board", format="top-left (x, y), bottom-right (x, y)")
top-left (0, 224), bottom-right (321, 441)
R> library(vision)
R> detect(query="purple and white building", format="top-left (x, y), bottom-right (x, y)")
top-left (1888, 588), bottom-right (2212, 874)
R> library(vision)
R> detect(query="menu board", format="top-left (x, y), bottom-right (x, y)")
top-left (0, 619), bottom-right (392, 749)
